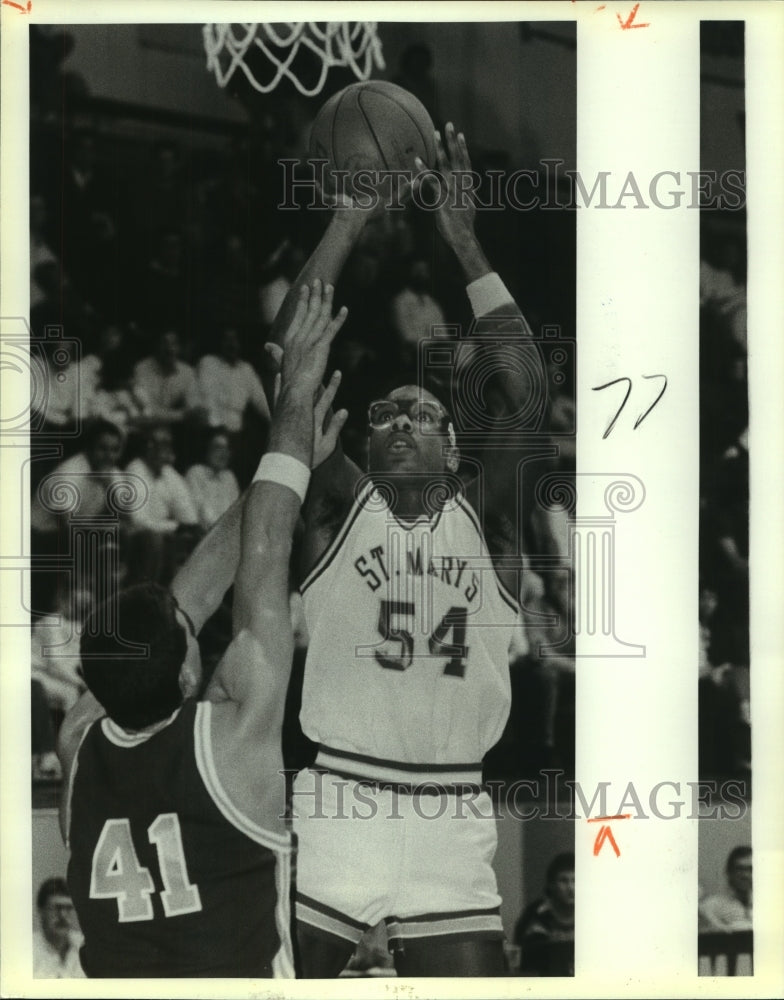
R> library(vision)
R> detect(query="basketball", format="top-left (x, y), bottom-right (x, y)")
top-left (309, 80), bottom-right (436, 198)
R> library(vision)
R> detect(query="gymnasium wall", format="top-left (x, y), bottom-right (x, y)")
top-left (62, 23), bottom-right (247, 123)
top-left (379, 21), bottom-right (577, 170)
top-left (64, 22), bottom-right (745, 182)
top-left (62, 21), bottom-right (577, 168)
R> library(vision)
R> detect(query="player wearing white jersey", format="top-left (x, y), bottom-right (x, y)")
top-left (270, 125), bottom-right (545, 977)
top-left (299, 479), bottom-right (518, 763)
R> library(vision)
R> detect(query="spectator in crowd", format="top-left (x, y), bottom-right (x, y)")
top-left (258, 239), bottom-right (307, 337)
top-left (485, 567), bottom-right (575, 781)
top-left (31, 419), bottom-right (125, 544)
top-left (197, 327), bottom-right (270, 433)
top-left (125, 425), bottom-right (201, 584)
top-left (133, 329), bottom-right (204, 427)
top-left (514, 852), bottom-right (575, 976)
top-left (31, 337), bottom-right (82, 441)
top-left (88, 340), bottom-right (151, 433)
top-left (30, 419), bottom-right (125, 614)
top-left (29, 259), bottom-right (96, 348)
top-left (699, 415), bottom-right (750, 783)
top-left (134, 141), bottom-right (190, 242)
top-left (698, 583), bottom-right (720, 677)
top-left (30, 194), bottom-right (58, 309)
top-left (203, 156), bottom-right (263, 264)
top-left (197, 327), bottom-right (270, 484)
top-left (140, 229), bottom-right (191, 330)
top-left (698, 583), bottom-right (750, 782)
top-left (77, 323), bottom-right (149, 430)
top-left (204, 232), bottom-right (257, 331)
top-left (711, 428), bottom-right (749, 620)
top-left (33, 878), bottom-right (85, 978)
top-left (32, 680), bottom-right (61, 782)
top-left (699, 846), bottom-right (752, 931)
top-left (56, 130), bottom-right (116, 297)
top-left (77, 323), bottom-right (120, 399)
top-left (699, 244), bottom-right (746, 352)
top-left (184, 428), bottom-right (240, 531)
top-left (523, 569), bottom-right (575, 769)
top-left (31, 585), bottom-right (92, 715)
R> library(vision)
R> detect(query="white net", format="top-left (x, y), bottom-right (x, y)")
top-left (202, 22), bottom-right (385, 97)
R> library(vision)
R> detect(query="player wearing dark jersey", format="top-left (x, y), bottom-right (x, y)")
top-left (268, 126), bottom-right (546, 977)
top-left (57, 282), bottom-right (347, 977)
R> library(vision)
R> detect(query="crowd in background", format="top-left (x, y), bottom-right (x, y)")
top-left (24, 23), bottom-right (753, 987)
top-left (698, 213), bottom-right (751, 787)
top-left (28, 27), bottom-right (578, 790)
top-left (28, 26), bottom-right (749, 794)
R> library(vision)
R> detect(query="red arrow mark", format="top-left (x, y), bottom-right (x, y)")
top-left (589, 813), bottom-right (630, 857)
top-left (617, 3), bottom-right (649, 29)
top-left (1, 0), bottom-right (32, 10)
top-left (593, 824), bottom-right (621, 856)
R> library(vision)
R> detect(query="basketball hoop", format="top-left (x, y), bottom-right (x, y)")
top-left (202, 22), bottom-right (385, 98)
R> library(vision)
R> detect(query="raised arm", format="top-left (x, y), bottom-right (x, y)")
top-left (267, 205), bottom-right (380, 575)
top-left (269, 210), bottom-right (365, 349)
top-left (206, 282), bottom-right (348, 738)
top-left (170, 494), bottom-right (244, 635)
top-left (416, 125), bottom-right (546, 510)
top-left (417, 122), bottom-right (540, 371)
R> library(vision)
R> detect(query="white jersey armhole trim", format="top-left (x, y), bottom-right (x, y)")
top-left (271, 848), bottom-right (295, 978)
top-left (64, 722), bottom-right (94, 852)
top-left (300, 479), bottom-right (375, 594)
top-left (193, 701), bottom-right (292, 853)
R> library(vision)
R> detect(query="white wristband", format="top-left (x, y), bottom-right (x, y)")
top-left (252, 452), bottom-right (311, 504)
top-left (466, 272), bottom-right (511, 317)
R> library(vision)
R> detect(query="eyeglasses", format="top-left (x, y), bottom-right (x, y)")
top-left (368, 398), bottom-right (449, 431)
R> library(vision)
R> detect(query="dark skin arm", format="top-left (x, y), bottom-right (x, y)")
top-left (267, 215), bottom-right (376, 580)
top-left (416, 124), bottom-right (546, 593)
top-left (272, 134), bottom-right (544, 586)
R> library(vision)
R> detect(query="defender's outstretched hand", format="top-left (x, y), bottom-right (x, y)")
top-left (312, 371), bottom-right (348, 468)
top-left (279, 279), bottom-right (348, 396)
top-left (265, 280), bottom-right (349, 467)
